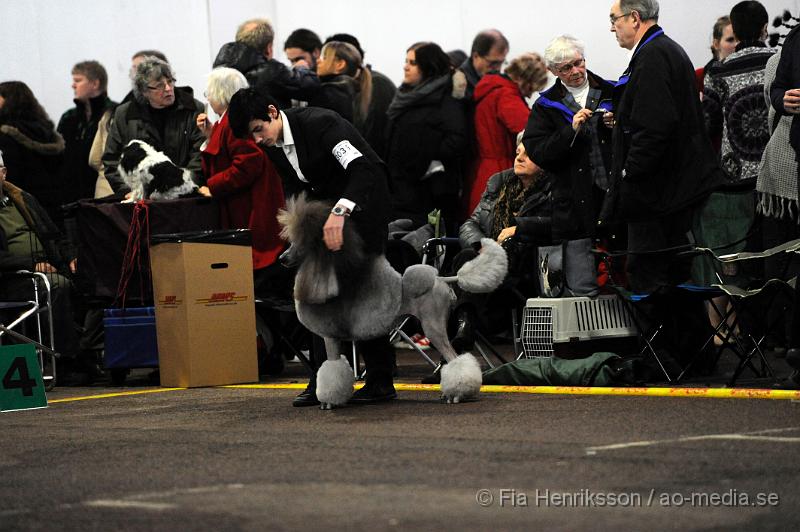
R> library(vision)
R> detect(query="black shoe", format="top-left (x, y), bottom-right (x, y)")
top-left (786, 348), bottom-right (800, 371)
top-left (774, 370), bottom-right (800, 390)
top-left (292, 383), bottom-right (320, 407)
top-left (450, 308), bottom-right (475, 353)
top-left (348, 380), bottom-right (397, 403)
top-left (421, 360), bottom-right (444, 384)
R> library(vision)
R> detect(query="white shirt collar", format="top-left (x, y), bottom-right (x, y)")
top-left (276, 110), bottom-right (293, 148)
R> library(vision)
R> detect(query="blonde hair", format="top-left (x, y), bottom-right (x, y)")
top-left (236, 18), bottom-right (274, 52)
top-left (505, 53), bottom-right (549, 92)
top-left (321, 41), bottom-right (373, 123)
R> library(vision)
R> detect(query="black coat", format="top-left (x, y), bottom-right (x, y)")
top-left (770, 24), bottom-right (800, 155)
top-left (611, 25), bottom-right (723, 222)
top-left (459, 168), bottom-right (552, 249)
top-left (523, 71), bottom-right (613, 242)
top-left (384, 75), bottom-right (468, 227)
top-left (57, 93), bottom-right (116, 203)
top-left (309, 74), bottom-right (358, 124)
top-left (213, 42), bottom-right (320, 109)
top-left (102, 87), bottom-right (205, 194)
top-left (362, 69), bottom-right (396, 158)
top-left (0, 120), bottom-right (65, 224)
top-left (265, 107), bottom-right (391, 254)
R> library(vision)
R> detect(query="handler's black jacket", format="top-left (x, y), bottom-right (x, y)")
top-left (266, 107), bottom-right (391, 254)
top-left (523, 71), bottom-right (613, 242)
top-left (611, 25), bottom-right (722, 222)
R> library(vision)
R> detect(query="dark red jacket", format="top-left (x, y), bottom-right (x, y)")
top-left (202, 112), bottom-right (285, 270)
top-left (467, 74), bottom-right (530, 215)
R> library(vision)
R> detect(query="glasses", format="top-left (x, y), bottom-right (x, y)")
top-left (482, 56), bottom-right (508, 70)
top-left (609, 12), bottom-right (631, 25)
top-left (554, 57), bottom-right (586, 75)
top-left (147, 79), bottom-right (176, 92)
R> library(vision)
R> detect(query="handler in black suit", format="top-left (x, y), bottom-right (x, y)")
top-left (228, 88), bottom-right (395, 405)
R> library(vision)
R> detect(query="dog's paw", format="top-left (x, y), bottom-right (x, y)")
top-left (316, 355), bottom-right (355, 406)
top-left (440, 353), bottom-right (482, 404)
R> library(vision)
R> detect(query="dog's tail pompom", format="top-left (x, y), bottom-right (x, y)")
top-left (440, 354), bottom-right (482, 403)
top-left (401, 264), bottom-right (438, 299)
top-left (316, 355), bottom-right (355, 406)
top-left (454, 238), bottom-right (508, 293)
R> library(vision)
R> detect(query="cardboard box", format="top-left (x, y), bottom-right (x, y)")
top-left (150, 234), bottom-right (258, 387)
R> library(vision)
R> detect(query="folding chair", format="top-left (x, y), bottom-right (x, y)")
top-left (687, 238), bottom-right (800, 386)
top-left (0, 271), bottom-right (59, 391)
top-left (594, 245), bottom-right (728, 383)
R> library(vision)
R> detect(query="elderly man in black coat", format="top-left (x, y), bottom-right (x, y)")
top-left (228, 88), bottom-right (395, 406)
top-left (608, 0), bottom-right (723, 374)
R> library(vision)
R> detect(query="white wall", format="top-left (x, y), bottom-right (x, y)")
top-left (3, 0), bottom-right (798, 121)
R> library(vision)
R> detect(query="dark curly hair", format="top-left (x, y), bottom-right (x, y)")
top-left (0, 81), bottom-right (54, 128)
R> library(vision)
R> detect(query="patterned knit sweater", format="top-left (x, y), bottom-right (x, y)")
top-left (704, 45), bottom-right (777, 185)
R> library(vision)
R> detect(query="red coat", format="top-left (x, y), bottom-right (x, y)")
top-left (202, 112), bottom-right (285, 270)
top-left (465, 74), bottom-right (530, 215)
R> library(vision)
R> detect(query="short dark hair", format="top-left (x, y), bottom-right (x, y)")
top-left (407, 42), bottom-right (452, 82)
top-left (72, 60), bottom-right (108, 92)
top-left (470, 29), bottom-right (509, 56)
top-left (284, 28), bottom-right (322, 53)
top-left (228, 88), bottom-right (280, 139)
top-left (325, 33), bottom-right (365, 59)
top-left (730, 1), bottom-right (768, 43)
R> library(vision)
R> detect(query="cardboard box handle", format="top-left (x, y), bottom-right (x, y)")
top-left (210, 263), bottom-right (229, 270)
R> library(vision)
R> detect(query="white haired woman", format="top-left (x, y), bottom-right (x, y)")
top-left (197, 67), bottom-right (285, 272)
top-left (522, 35), bottom-right (617, 291)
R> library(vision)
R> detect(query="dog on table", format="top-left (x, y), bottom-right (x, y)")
top-left (118, 140), bottom-right (198, 200)
top-left (277, 193), bottom-right (508, 409)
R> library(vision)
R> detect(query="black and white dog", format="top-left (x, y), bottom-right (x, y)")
top-left (118, 140), bottom-right (198, 200)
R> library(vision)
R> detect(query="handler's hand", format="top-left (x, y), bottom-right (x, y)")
top-left (198, 186), bottom-right (212, 197)
top-left (497, 226), bottom-right (516, 243)
top-left (572, 108), bottom-right (593, 131)
top-left (34, 262), bottom-right (57, 274)
top-left (323, 213), bottom-right (345, 251)
top-left (784, 89), bottom-right (800, 114)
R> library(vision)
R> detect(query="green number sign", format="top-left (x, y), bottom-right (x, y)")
top-left (0, 344), bottom-right (48, 412)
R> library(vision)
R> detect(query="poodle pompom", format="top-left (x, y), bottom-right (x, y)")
top-left (316, 355), bottom-right (355, 406)
top-left (440, 354), bottom-right (482, 403)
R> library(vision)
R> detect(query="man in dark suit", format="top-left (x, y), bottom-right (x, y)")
top-left (228, 88), bottom-right (395, 405)
top-left (608, 0), bottom-right (723, 373)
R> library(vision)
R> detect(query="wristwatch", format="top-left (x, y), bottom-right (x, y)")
top-left (331, 205), bottom-right (350, 216)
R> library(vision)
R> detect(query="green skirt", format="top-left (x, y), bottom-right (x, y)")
top-left (691, 190), bottom-right (755, 287)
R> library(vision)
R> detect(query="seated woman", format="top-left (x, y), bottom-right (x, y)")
top-left (452, 141), bottom-right (553, 351)
top-left (196, 67), bottom-right (285, 286)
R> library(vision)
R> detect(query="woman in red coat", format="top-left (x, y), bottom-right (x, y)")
top-left (197, 67), bottom-right (285, 272)
top-left (465, 53), bottom-right (548, 216)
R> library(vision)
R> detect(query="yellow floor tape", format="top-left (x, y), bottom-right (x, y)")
top-left (47, 383), bottom-right (800, 404)
top-left (225, 383), bottom-right (800, 401)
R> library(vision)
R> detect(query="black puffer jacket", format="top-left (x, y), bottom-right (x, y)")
top-left (0, 119), bottom-right (65, 224)
top-left (459, 168), bottom-right (552, 249)
top-left (385, 74), bottom-right (467, 227)
top-left (102, 87), bottom-right (205, 194)
top-left (213, 42), bottom-right (320, 108)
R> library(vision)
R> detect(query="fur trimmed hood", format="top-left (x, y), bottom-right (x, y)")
top-left (0, 124), bottom-right (65, 156)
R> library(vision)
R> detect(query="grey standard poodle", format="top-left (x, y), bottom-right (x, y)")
top-left (278, 194), bottom-right (508, 409)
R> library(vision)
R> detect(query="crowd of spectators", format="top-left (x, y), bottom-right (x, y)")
top-left (1, 0), bottom-right (799, 390)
